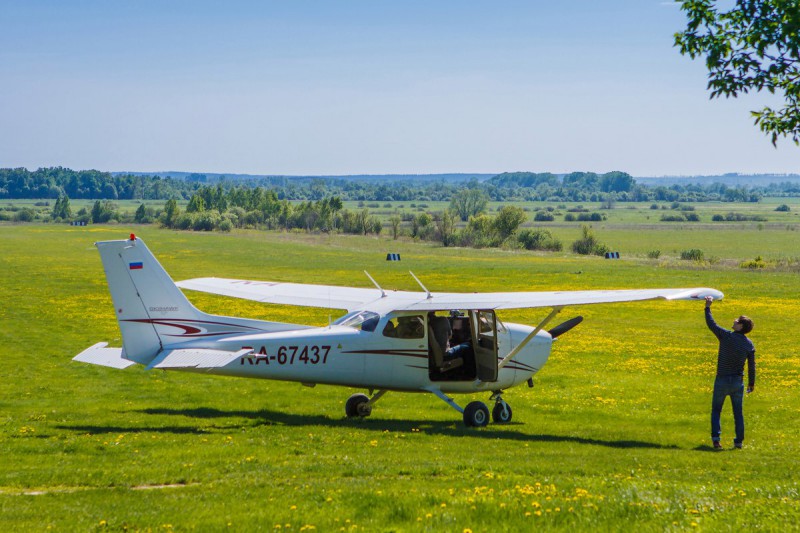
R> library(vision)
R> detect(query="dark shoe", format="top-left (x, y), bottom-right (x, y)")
top-left (733, 442), bottom-right (743, 449)
top-left (713, 441), bottom-right (723, 450)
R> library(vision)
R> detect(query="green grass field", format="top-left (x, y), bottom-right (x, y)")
top-left (1, 222), bottom-right (798, 531)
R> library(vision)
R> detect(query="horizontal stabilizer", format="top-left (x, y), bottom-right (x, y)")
top-left (147, 348), bottom-right (252, 370)
top-left (73, 342), bottom-right (138, 369)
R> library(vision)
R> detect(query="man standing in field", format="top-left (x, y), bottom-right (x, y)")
top-left (705, 296), bottom-right (756, 450)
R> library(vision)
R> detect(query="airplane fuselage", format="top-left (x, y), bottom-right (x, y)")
top-left (166, 321), bottom-right (552, 393)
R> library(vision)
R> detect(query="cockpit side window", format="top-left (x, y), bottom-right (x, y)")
top-left (383, 315), bottom-right (424, 339)
top-left (336, 311), bottom-right (381, 332)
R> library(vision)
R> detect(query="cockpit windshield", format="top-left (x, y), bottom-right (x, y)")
top-left (334, 310), bottom-right (381, 332)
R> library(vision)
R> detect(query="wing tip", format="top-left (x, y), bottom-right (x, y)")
top-left (665, 288), bottom-right (724, 301)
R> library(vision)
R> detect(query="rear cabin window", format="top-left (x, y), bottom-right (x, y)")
top-left (382, 316), bottom-right (424, 339)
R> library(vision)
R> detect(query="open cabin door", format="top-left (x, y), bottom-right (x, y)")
top-left (427, 309), bottom-right (499, 383)
top-left (471, 310), bottom-right (498, 382)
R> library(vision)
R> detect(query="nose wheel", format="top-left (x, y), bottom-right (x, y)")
top-left (490, 392), bottom-right (513, 424)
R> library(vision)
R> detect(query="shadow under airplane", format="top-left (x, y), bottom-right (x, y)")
top-left (56, 406), bottom-right (681, 450)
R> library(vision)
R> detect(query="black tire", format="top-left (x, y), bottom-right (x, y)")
top-left (345, 393), bottom-right (371, 418)
top-left (463, 401), bottom-right (489, 427)
top-left (492, 402), bottom-right (513, 424)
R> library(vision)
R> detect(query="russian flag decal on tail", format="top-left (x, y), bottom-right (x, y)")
top-left (129, 262), bottom-right (143, 270)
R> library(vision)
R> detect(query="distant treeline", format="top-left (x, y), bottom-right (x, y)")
top-left (0, 167), bottom-right (195, 200)
top-left (5, 167), bottom-right (800, 203)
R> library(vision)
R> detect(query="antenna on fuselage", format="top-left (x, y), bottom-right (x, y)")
top-left (409, 271), bottom-right (432, 299)
top-left (364, 271), bottom-right (386, 298)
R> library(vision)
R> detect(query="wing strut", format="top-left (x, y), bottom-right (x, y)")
top-left (497, 307), bottom-right (563, 370)
top-left (409, 271), bottom-right (432, 299)
top-left (363, 271), bottom-right (386, 298)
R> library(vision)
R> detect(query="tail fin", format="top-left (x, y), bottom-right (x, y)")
top-left (96, 235), bottom-right (207, 364)
top-left (96, 235), bottom-right (305, 365)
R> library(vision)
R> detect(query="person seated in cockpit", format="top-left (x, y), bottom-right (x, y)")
top-left (383, 319), bottom-right (397, 337)
top-left (428, 311), bottom-right (452, 353)
top-left (396, 315), bottom-right (424, 339)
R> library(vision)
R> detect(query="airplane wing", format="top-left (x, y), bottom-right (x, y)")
top-left (399, 287), bottom-right (723, 311)
top-left (177, 276), bottom-right (722, 312)
top-left (176, 277), bottom-right (385, 312)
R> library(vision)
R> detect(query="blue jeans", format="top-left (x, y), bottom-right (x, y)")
top-left (711, 375), bottom-right (745, 444)
top-left (446, 342), bottom-right (473, 359)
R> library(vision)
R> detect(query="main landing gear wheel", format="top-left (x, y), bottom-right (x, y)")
top-left (492, 401), bottom-right (513, 424)
top-left (345, 393), bottom-right (372, 418)
top-left (463, 401), bottom-right (490, 427)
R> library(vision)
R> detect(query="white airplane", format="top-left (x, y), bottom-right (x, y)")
top-left (74, 234), bottom-right (722, 427)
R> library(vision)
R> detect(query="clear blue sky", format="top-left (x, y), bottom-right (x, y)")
top-left (1, 0), bottom-right (797, 176)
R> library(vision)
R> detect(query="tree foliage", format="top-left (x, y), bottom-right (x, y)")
top-left (51, 196), bottom-right (71, 220)
top-left (90, 200), bottom-right (118, 223)
top-left (517, 228), bottom-right (563, 251)
top-left (449, 188), bottom-right (489, 221)
top-left (571, 225), bottom-right (609, 256)
top-left (492, 206), bottom-right (527, 240)
top-left (675, 0), bottom-right (800, 145)
top-left (162, 199), bottom-right (180, 228)
top-left (436, 209), bottom-right (459, 247)
top-left (0, 167), bottom-right (193, 200)
top-left (1, 166), bottom-right (793, 204)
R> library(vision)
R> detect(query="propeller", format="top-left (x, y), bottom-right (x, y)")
top-left (547, 316), bottom-right (583, 339)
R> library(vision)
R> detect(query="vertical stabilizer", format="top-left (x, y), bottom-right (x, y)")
top-left (96, 235), bottom-right (205, 364)
top-left (96, 235), bottom-right (312, 366)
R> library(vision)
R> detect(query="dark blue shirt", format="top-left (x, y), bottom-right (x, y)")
top-left (705, 307), bottom-right (756, 387)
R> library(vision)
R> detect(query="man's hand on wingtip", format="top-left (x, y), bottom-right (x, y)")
top-left (705, 295), bottom-right (714, 308)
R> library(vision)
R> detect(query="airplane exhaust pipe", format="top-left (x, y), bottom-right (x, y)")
top-left (547, 316), bottom-right (583, 339)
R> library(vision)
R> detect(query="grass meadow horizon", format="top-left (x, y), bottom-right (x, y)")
top-left (1, 219), bottom-right (798, 531)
